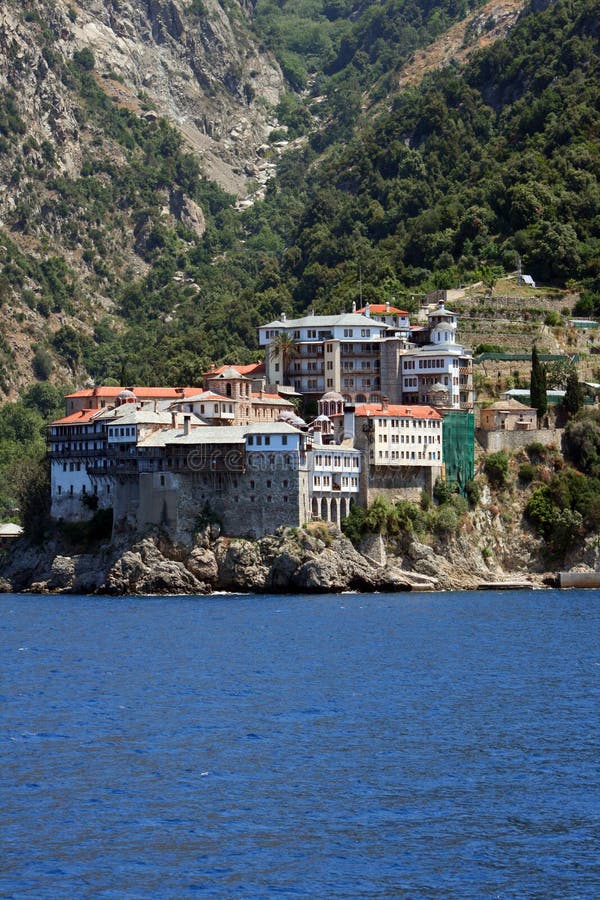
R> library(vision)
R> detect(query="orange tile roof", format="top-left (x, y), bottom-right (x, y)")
top-left (66, 386), bottom-right (205, 399)
top-left (203, 362), bottom-right (265, 377)
top-left (355, 404), bottom-right (442, 420)
top-left (356, 304), bottom-right (409, 316)
top-left (251, 392), bottom-right (293, 402)
top-left (50, 409), bottom-right (99, 426)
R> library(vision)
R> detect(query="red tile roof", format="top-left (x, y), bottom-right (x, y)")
top-left (50, 409), bottom-right (99, 426)
top-left (203, 362), bottom-right (265, 377)
top-left (355, 404), bottom-right (442, 420)
top-left (66, 386), bottom-right (205, 399)
top-left (356, 304), bottom-right (409, 316)
top-left (251, 392), bottom-right (293, 402)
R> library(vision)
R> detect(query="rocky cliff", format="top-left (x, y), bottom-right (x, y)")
top-left (0, 0), bottom-right (283, 198)
top-left (0, 506), bottom-right (556, 596)
top-left (0, 0), bottom-right (285, 395)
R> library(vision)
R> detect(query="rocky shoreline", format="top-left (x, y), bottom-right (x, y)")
top-left (0, 521), bottom-right (557, 596)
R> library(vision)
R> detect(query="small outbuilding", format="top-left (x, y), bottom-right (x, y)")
top-left (480, 398), bottom-right (537, 432)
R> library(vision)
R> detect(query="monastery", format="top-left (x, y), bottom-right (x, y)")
top-left (48, 303), bottom-right (475, 539)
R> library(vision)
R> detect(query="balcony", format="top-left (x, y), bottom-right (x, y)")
top-left (48, 447), bottom-right (106, 460)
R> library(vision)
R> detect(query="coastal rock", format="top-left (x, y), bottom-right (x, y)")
top-left (214, 538), bottom-right (268, 591)
top-left (46, 555), bottom-right (76, 591)
top-left (103, 539), bottom-right (207, 595)
top-left (185, 546), bottom-right (219, 583)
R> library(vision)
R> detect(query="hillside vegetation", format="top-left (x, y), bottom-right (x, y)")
top-left (0, 0), bottom-right (597, 396)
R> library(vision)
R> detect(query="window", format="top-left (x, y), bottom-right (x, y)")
top-left (265, 436), bottom-right (271, 446)
top-left (282, 435), bottom-right (288, 445)
top-left (247, 435), bottom-right (254, 445)
top-left (57, 486), bottom-right (62, 495)
top-left (361, 329), bottom-right (370, 337)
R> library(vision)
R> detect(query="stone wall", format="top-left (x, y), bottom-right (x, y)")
top-left (365, 463), bottom-right (443, 505)
top-left (132, 454), bottom-right (309, 541)
top-left (476, 427), bottom-right (563, 453)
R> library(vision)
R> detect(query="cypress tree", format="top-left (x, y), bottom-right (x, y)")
top-left (530, 345), bottom-right (547, 421)
top-left (564, 367), bottom-right (584, 417)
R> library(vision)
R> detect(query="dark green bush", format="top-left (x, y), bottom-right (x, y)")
top-left (484, 451), bottom-right (509, 487)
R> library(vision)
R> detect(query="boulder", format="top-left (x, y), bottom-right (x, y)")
top-left (185, 546), bottom-right (219, 583)
top-left (214, 539), bottom-right (268, 592)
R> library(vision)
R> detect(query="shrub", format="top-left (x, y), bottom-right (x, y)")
top-left (484, 451), bottom-right (509, 487)
top-left (518, 462), bottom-right (537, 484)
top-left (73, 48), bottom-right (95, 71)
top-left (526, 441), bottom-right (547, 460)
top-left (545, 310), bottom-right (562, 327)
top-left (433, 504), bottom-right (459, 536)
top-left (465, 479), bottom-right (481, 507)
top-left (433, 477), bottom-right (456, 504)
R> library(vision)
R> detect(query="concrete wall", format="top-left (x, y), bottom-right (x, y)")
top-left (476, 427), bottom-right (563, 452)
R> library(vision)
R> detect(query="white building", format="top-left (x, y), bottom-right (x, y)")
top-left (259, 311), bottom-right (391, 400)
top-left (308, 440), bottom-right (361, 526)
top-left (259, 302), bottom-right (474, 409)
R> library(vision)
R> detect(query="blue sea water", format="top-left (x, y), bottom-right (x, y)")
top-left (1, 589), bottom-right (599, 899)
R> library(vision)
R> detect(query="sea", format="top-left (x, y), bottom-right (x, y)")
top-left (1, 589), bottom-right (599, 899)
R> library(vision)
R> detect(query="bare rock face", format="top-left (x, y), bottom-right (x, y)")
top-left (185, 546), bottom-right (219, 583)
top-left (62, 0), bottom-right (284, 195)
top-left (214, 538), bottom-right (269, 592)
top-left (103, 538), bottom-right (208, 594)
top-left (170, 191), bottom-right (206, 237)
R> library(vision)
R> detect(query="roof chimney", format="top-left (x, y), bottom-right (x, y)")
top-left (281, 312), bottom-right (287, 322)
top-left (381, 396), bottom-right (389, 411)
top-left (183, 414), bottom-right (191, 436)
top-left (352, 301), bottom-right (357, 313)
top-left (171, 411), bottom-right (177, 429)
top-left (365, 302), bottom-right (371, 318)
top-left (385, 301), bottom-right (390, 312)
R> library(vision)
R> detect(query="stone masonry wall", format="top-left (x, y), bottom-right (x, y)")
top-left (476, 427), bottom-right (563, 453)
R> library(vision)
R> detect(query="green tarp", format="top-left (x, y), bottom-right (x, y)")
top-left (443, 411), bottom-right (475, 493)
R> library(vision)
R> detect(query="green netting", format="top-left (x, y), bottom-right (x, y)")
top-left (443, 411), bottom-right (475, 492)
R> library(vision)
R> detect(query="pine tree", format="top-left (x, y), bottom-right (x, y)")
top-left (530, 345), bottom-right (547, 421)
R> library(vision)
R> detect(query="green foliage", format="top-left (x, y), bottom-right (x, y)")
top-left (73, 48), bottom-right (95, 71)
top-left (0, 398), bottom-right (48, 522)
top-left (433, 477), bottom-right (456, 505)
top-left (465, 479), bottom-right (481, 508)
top-left (474, 344), bottom-right (504, 355)
top-left (530, 346), bottom-right (547, 420)
top-left (32, 345), bottom-right (53, 380)
top-left (518, 462), bottom-right (537, 484)
top-left (525, 465), bottom-right (599, 554)
top-left (564, 409), bottom-right (600, 476)
top-left (484, 451), bottom-right (509, 487)
top-left (563, 368), bottom-right (584, 417)
top-left (545, 310), bottom-right (562, 327)
top-left (14, 457), bottom-right (51, 542)
top-left (22, 382), bottom-right (66, 420)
